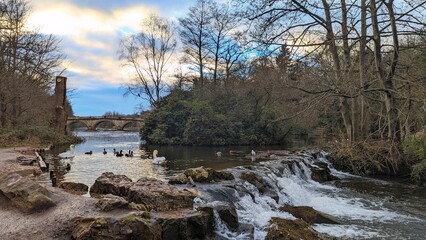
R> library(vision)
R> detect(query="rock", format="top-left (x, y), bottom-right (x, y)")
top-left (89, 172), bottom-right (133, 197)
top-left (280, 205), bottom-right (340, 225)
top-left (215, 203), bottom-right (239, 231)
top-left (310, 162), bottom-right (338, 182)
top-left (128, 177), bottom-right (196, 211)
top-left (184, 167), bottom-right (210, 182)
top-left (72, 213), bottom-right (161, 240)
top-left (0, 173), bottom-right (55, 213)
top-left (168, 173), bottom-right (188, 184)
top-left (212, 170), bottom-right (234, 181)
top-left (95, 194), bottom-right (129, 212)
top-left (128, 202), bottom-right (148, 211)
top-left (154, 207), bottom-right (215, 240)
top-left (240, 172), bottom-right (279, 203)
top-left (266, 218), bottom-right (335, 240)
top-left (58, 182), bottom-right (89, 195)
top-left (183, 167), bottom-right (234, 183)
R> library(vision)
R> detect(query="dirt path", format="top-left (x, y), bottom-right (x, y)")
top-left (0, 147), bottom-right (108, 240)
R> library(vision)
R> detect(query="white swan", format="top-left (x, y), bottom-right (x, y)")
top-left (59, 144), bottom-right (75, 159)
top-left (152, 150), bottom-right (167, 166)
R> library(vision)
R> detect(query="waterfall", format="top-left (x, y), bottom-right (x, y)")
top-left (194, 150), bottom-right (424, 239)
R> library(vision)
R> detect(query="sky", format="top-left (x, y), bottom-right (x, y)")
top-left (27, 0), bottom-right (195, 116)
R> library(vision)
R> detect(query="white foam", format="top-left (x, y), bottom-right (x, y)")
top-left (313, 224), bottom-right (383, 239)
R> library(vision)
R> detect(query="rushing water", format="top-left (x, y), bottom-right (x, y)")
top-left (50, 130), bottom-right (426, 239)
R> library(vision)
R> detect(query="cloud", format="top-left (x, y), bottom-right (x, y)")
top-left (25, 0), bottom-right (195, 115)
top-left (26, 0), bottom-right (159, 89)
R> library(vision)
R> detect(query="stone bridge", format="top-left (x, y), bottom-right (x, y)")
top-left (67, 116), bottom-right (144, 131)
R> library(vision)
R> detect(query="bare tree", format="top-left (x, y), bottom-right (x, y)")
top-left (119, 14), bottom-right (177, 108)
top-left (178, 0), bottom-right (211, 88)
top-left (0, 0), bottom-right (64, 127)
top-left (239, 0), bottom-right (426, 144)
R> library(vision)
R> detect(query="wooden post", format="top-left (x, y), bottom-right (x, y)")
top-left (54, 76), bottom-right (67, 135)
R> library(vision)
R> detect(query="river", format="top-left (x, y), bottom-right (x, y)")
top-left (49, 130), bottom-right (425, 239)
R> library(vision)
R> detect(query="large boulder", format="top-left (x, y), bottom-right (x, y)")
top-left (95, 194), bottom-right (129, 212)
top-left (310, 162), bottom-right (338, 182)
top-left (154, 207), bottom-right (215, 240)
top-left (0, 173), bottom-right (55, 213)
top-left (72, 213), bottom-right (161, 240)
top-left (266, 218), bottom-right (335, 240)
top-left (240, 172), bottom-right (279, 203)
top-left (58, 182), bottom-right (89, 195)
top-left (280, 205), bottom-right (340, 225)
top-left (90, 172), bottom-right (133, 197)
top-left (128, 177), bottom-right (196, 211)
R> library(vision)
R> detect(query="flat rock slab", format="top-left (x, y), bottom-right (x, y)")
top-left (0, 172), bottom-right (56, 213)
top-left (128, 177), bottom-right (196, 211)
top-left (73, 213), bottom-right (161, 240)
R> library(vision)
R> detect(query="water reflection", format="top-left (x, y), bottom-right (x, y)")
top-left (52, 131), bottom-right (297, 187)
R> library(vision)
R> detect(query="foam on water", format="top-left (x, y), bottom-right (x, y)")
top-left (217, 152), bottom-right (423, 239)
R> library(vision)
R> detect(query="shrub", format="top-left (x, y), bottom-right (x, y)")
top-left (404, 133), bottom-right (426, 183)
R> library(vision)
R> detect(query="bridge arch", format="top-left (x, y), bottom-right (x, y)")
top-left (92, 120), bottom-right (116, 131)
top-left (120, 121), bottom-right (140, 131)
top-left (67, 120), bottom-right (89, 131)
top-left (67, 116), bottom-right (144, 131)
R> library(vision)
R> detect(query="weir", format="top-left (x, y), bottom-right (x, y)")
top-left (190, 151), bottom-right (425, 239)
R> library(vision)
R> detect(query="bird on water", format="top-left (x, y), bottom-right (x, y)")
top-left (152, 150), bottom-right (167, 166)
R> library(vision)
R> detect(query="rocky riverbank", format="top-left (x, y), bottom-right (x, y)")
top-left (0, 147), bottom-right (341, 239)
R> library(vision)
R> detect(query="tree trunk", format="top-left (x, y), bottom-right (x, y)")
top-left (54, 76), bottom-right (68, 135)
top-left (322, 0), bottom-right (353, 141)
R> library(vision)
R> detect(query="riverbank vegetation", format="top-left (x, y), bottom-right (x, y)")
top-left (0, 0), bottom-right (77, 146)
top-left (124, 0), bottom-right (426, 180)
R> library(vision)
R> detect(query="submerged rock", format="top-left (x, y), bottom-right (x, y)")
top-left (128, 177), bottom-right (197, 211)
top-left (59, 182), bottom-right (89, 195)
top-left (0, 172), bottom-right (55, 213)
top-left (72, 213), bottom-right (161, 240)
top-left (214, 202), bottom-right (239, 231)
top-left (90, 172), bottom-right (133, 197)
top-left (240, 171), bottom-right (279, 203)
top-left (266, 218), bottom-right (335, 240)
top-left (280, 205), bottom-right (340, 225)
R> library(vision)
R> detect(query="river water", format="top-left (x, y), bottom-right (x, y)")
top-left (50, 131), bottom-right (426, 239)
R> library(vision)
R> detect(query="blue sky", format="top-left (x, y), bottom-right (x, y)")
top-left (27, 0), bottom-right (195, 116)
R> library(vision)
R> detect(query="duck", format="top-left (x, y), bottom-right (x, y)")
top-left (103, 148), bottom-right (107, 154)
top-left (125, 150), bottom-right (134, 157)
top-left (152, 150), bottom-right (167, 166)
top-left (116, 150), bottom-right (123, 157)
top-left (66, 163), bottom-right (71, 171)
top-left (84, 150), bottom-right (93, 155)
